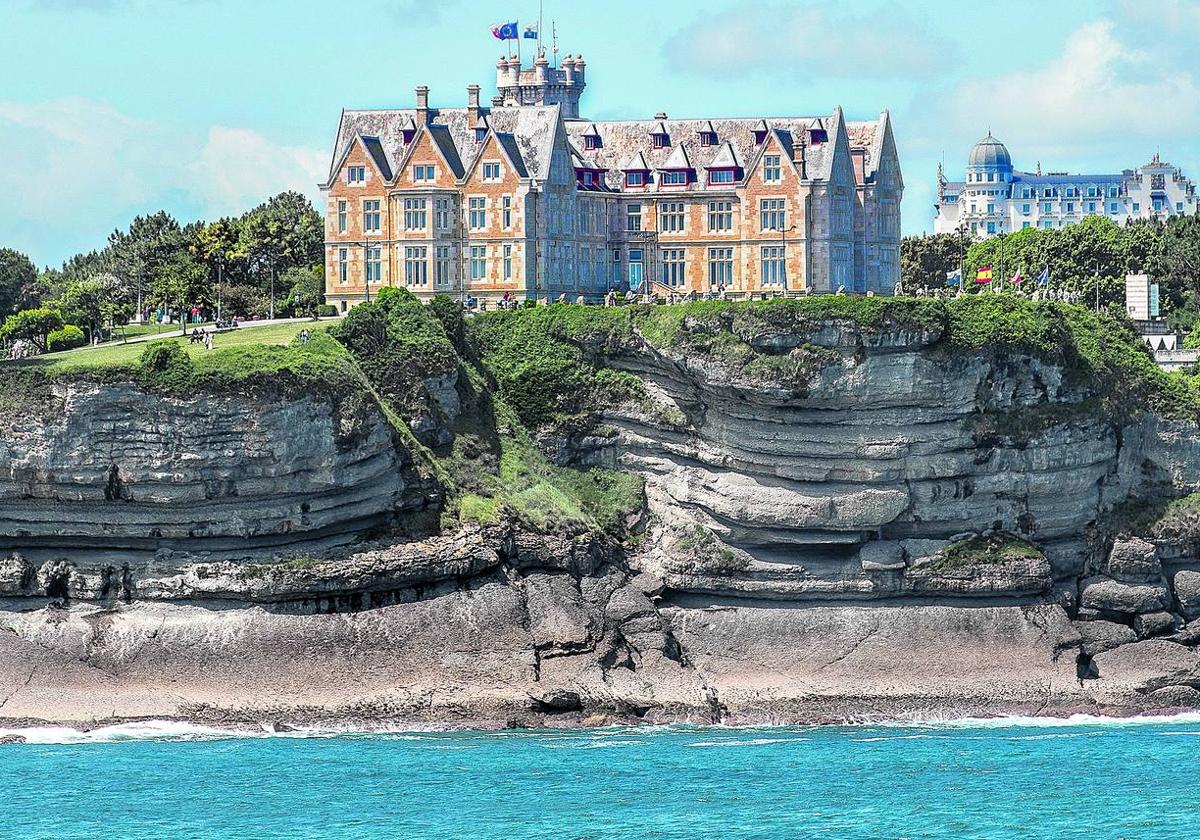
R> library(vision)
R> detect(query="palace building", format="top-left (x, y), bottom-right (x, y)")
top-left (320, 51), bottom-right (903, 310)
top-left (935, 134), bottom-right (1198, 239)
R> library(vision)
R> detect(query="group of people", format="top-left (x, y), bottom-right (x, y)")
top-left (896, 283), bottom-right (1083, 302)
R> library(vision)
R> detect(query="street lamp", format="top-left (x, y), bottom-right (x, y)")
top-left (778, 222), bottom-right (797, 297)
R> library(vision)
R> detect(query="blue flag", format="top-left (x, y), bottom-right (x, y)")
top-left (491, 21), bottom-right (518, 40)
top-left (1036, 267), bottom-right (1050, 286)
top-left (946, 269), bottom-right (961, 287)
top-left (523, 23), bottom-right (539, 39)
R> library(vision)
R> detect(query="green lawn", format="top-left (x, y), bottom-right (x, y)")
top-left (31, 320), bottom-right (328, 374)
top-left (114, 322), bottom-right (213, 339)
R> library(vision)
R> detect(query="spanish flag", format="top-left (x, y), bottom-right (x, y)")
top-left (975, 266), bottom-right (993, 284)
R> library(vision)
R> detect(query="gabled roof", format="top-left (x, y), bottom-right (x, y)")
top-left (426, 124), bottom-right (465, 178)
top-left (651, 121), bottom-right (669, 136)
top-left (661, 144), bottom-right (693, 170)
top-left (494, 132), bottom-right (529, 178)
top-left (621, 150), bottom-right (650, 171)
top-left (699, 120), bottom-right (717, 134)
top-left (330, 103), bottom-right (561, 183)
top-left (361, 136), bottom-right (393, 181)
top-left (706, 141), bottom-right (741, 169)
top-left (582, 122), bottom-right (601, 138)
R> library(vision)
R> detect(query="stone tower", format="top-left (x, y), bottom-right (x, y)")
top-left (494, 53), bottom-right (586, 118)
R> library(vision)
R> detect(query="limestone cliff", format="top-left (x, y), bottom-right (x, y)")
top-left (5, 297), bottom-right (1200, 727)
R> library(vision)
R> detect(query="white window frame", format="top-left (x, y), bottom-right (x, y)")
top-left (337, 199), bottom-right (347, 234)
top-left (403, 197), bottom-right (427, 231)
top-left (468, 196), bottom-right (487, 230)
top-left (482, 161), bottom-right (502, 182)
top-left (362, 199), bottom-right (381, 233)
top-left (470, 245), bottom-right (487, 280)
top-left (347, 166), bottom-right (366, 185)
top-left (660, 247), bottom-right (685, 287)
top-left (759, 198), bottom-right (785, 232)
top-left (404, 246), bottom-right (428, 287)
top-left (760, 245), bottom-right (785, 286)
top-left (763, 154), bottom-right (782, 183)
top-left (708, 200), bottom-right (733, 233)
top-left (708, 247), bottom-right (733, 288)
top-left (659, 201), bottom-right (685, 233)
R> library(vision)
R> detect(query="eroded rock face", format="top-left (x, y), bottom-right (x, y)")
top-left (0, 381), bottom-right (423, 557)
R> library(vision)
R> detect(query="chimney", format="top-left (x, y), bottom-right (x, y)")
top-left (467, 83), bottom-right (481, 123)
top-left (654, 111), bottom-right (668, 120)
top-left (793, 137), bottom-right (808, 180)
top-left (415, 85), bottom-right (430, 125)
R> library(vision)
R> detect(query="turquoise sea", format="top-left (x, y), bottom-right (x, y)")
top-left (1, 716), bottom-right (1197, 838)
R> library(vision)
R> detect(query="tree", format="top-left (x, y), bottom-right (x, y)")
top-left (107, 212), bottom-right (184, 318)
top-left (900, 233), bottom-right (968, 290)
top-left (281, 266), bottom-right (324, 316)
top-left (192, 218), bottom-right (241, 318)
top-left (0, 248), bottom-right (38, 317)
top-left (235, 192), bottom-right (323, 318)
top-left (55, 276), bottom-right (118, 341)
top-left (1158, 212), bottom-right (1200, 299)
top-left (152, 250), bottom-right (210, 325)
top-left (0, 308), bottom-right (64, 353)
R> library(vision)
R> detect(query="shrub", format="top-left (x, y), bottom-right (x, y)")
top-left (317, 304), bottom-right (338, 318)
top-left (47, 325), bottom-right (87, 352)
top-left (0, 308), bottom-right (65, 353)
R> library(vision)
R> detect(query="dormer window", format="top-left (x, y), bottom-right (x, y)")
top-left (626, 171), bottom-right (648, 188)
top-left (708, 169), bottom-right (737, 185)
top-left (651, 132), bottom-right (669, 149)
top-left (584, 134), bottom-right (601, 150)
top-left (475, 127), bottom-right (487, 143)
top-left (700, 131), bottom-right (718, 147)
top-left (661, 170), bottom-right (689, 186)
top-left (753, 129), bottom-right (768, 144)
top-left (808, 128), bottom-right (828, 145)
top-left (402, 129), bottom-right (417, 144)
top-left (347, 166), bottom-right (366, 184)
top-left (582, 171), bottom-right (595, 187)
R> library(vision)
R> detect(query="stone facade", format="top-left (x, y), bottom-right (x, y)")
top-left (935, 134), bottom-right (1199, 239)
top-left (321, 54), bottom-right (903, 310)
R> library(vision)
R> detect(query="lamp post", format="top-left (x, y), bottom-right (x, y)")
top-left (779, 222), bottom-right (797, 297)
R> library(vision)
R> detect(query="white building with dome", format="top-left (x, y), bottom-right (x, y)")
top-left (934, 134), bottom-right (1198, 238)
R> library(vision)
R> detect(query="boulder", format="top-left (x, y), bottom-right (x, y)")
top-left (527, 686), bottom-right (584, 712)
top-left (1134, 611), bottom-right (1178, 639)
top-left (0, 735), bottom-right (26, 745)
top-left (1173, 570), bottom-right (1200, 620)
top-left (1079, 577), bottom-right (1169, 615)
top-left (0, 555), bottom-right (33, 595)
top-left (1146, 685), bottom-right (1200, 708)
top-left (1092, 639), bottom-right (1200, 693)
top-left (1073, 620), bottom-right (1136, 656)
top-left (1101, 537), bottom-right (1161, 583)
top-left (859, 541), bottom-right (905, 571)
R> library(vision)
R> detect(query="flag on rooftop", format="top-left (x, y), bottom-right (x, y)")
top-left (975, 266), bottom-right (993, 284)
top-left (523, 23), bottom-right (538, 39)
top-left (945, 269), bottom-right (961, 287)
top-left (491, 21), bottom-right (518, 40)
top-left (1036, 267), bottom-right (1050, 286)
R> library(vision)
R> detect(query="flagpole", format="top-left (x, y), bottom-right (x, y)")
top-left (516, 19), bottom-right (521, 66)
top-left (538, 0), bottom-right (543, 57)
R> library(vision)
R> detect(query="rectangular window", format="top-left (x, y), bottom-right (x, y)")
top-left (626, 171), bottom-right (646, 188)
top-left (661, 248), bottom-right (685, 287)
top-left (760, 198), bottom-right (785, 231)
top-left (403, 197), bottom-right (427, 231)
top-left (347, 166), bottom-right (366, 184)
top-left (363, 199), bottom-right (381, 233)
top-left (1133, 202), bottom-right (1140, 212)
top-left (1022, 221), bottom-right (1031, 229)
top-left (483, 161), bottom-right (502, 181)
top-left (661, 170), bottom-right (688, 186)
top-left (404, 246), bottom-right (428, 287)
top-left (987, 203), bottom-right (995, 214)
top-left (338, 248), bottom-right (348, 284)
top-left (708, 200), bottom-right (733, 232)
top-left (470, 245), bottom-right (487, 280)
top-left (337, 200), bottom-right (347, 233)
top-left (1088, 202), bottom-right (1096, 213)
top-left (468, 197), bottom-right (487, 229)
top-left (1022, 203), bottom-right (1030, 214)
top-left (708, 247), bottom-right (733, 288)
top-left (365, 246), bottom-right (382, 284)
top-left (414, 164), bottom-right (435, 182)
top-left (1042, 202), bottom-right (1052, 213)
top-left (435, 198), bottom-right (451, 230)
top-left (1066, 202), bottom-right (1074, 212)
top-left (987, 221), bottom-right (996, 234)
top-left (502, 195), bottom-right (513, 229)
top-left (651, 134), bottom-right (669, 149)
top-left (435, 246), bottom-right (452, 288)
top-left (626, 204), bottom-right (642, 232)
top-left (699, 131), bottom-right (717, 146)
top-left (708, 169), bottom-right (736, 185)
top-left (503, 245), bottom-right (513, 281)
top-left (763, 154), bottom-right (782, 183)
top-left (1110, 202), bottom-right (1119, 213)
top-left (1178, 202), bottom-right (1185, 213)
top-left (760, 245), bottom-right (785, 286)
top-left (628, 248), bottom-right (643, 289)
top-left (659, 201), bottom-right (685, 232)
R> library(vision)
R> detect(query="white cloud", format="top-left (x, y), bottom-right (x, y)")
top-left (920, 19), bottom-right (1200, 160)
top-left (0, 97), bottom-right (324, 265)
top-left (663, 2), bottom-right (955, 80)
top-left (189, 127), bottom-right (327, 218)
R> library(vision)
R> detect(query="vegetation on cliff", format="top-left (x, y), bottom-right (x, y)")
top-left (926, 533), bottom-right (1045, 572)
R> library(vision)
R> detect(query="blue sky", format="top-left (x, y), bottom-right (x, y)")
top-left (2, 0), bottom-right (1199, 267)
